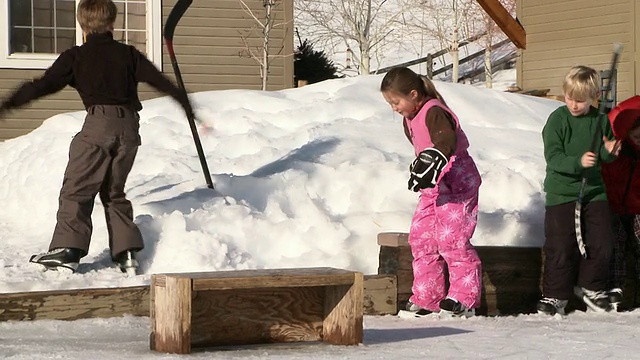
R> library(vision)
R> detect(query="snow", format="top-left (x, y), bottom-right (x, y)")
top-left (1, 74), bottom-right (638, 358)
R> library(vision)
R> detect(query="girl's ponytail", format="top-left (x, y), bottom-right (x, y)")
top-left (419, 75), bottom-right (448, 107)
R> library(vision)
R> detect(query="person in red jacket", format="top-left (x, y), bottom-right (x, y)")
top-left (601, 95), bottom-right (640, 311)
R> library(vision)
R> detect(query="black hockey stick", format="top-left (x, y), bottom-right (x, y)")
top-left (164, 0), bottom-right (214, 189)
top-left (574, 44), bottom-right (623, 258)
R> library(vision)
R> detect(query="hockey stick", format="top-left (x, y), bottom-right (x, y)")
top-left (574, 44), bottom-right (623, 259)
top-left (164, 0), bottom-right (214, 189)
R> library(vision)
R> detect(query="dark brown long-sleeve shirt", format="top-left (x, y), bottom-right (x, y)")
top-left (2, 32), bottom-right (192, 114)
top-left (403, 105), bottom-right (457, 158)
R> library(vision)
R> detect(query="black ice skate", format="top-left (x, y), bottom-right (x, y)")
top-left (439, 298), bottom-right (474, 318)
top-left (29, 248), bottom-right (82, 273)
top-left (607, 288), bottom-right (623, 312)
top-left (113, 250), bottom-right (138, 276)
top-left (574, 287), bottom-right (611, 312)
top-left (536, 297), bottom-right (568, 315)
top-left (397, 300), bottom-right (436, 318)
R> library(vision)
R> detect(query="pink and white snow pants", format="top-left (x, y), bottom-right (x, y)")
top-left (408, 153), bottom-right (482, 311)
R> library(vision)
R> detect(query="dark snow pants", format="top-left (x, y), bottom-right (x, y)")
top-left (49, 105), bottom-right (144, 259)
top-left (542, 201), bottom-right (614, 300)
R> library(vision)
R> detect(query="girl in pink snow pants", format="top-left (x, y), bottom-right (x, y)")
top-left (381, 67), bottom-right (482, 316)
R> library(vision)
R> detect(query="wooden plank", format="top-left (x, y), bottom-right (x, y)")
top-left (322, 272), bottom-right (363, 345)
top-left (0, 286), bottom-right (149, 321)
top-left (0, 273), bottom-right (393, 322)
top-left (475, 0), bottom-right (526, 49)
top-left (395, 269), bottom-right (414, 295)
top-left (363, 274), bottom-right (396, 315)
top-left (377, 232), bottom-right (409, 247)
top-left (190, 287), bottom-right (324, 347)
top-left (155, 268), bottom-right (357, 291)
top-left (151, 275), bottom-right (192, 354)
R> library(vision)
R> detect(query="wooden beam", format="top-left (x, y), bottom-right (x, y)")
top-left (0, 275), bottom-right (396, 323)
top-left (475, 0), bottom-right (526, 49)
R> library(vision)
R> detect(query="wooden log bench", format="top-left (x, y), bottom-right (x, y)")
top-left (378, 232), bottom-right (543, 315)
top-left (150, 267), bottom-right (364, 354)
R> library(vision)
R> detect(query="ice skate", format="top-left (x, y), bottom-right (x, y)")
top-left (536, 297), bottom-right (568, 316)
top-left (438, 298), bottom-right (475, 318)
top-left (397, 300), bottom-right (437, 319)
top-left (29, 248), bottom-right (82, 273)
top-left (113, 250), bottom-right (138, 276)
top-left (574, 287), bottom-right (611, 313)
top-left (607, 288), bottom-right (623, 312)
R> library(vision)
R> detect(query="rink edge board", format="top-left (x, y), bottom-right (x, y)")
top-left (0, 274), bottom-right (396, 322)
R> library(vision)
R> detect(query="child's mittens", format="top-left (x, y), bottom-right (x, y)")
top-left (407, 148), bottom-right (449, 191)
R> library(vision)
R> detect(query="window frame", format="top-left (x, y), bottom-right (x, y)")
top-left (0, 0), bottom-right (161, 70)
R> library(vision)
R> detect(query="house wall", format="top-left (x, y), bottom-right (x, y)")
top-left (0, 0), bottom-right (294, 141)
top-left (516, 0), bottom-right (636, 102)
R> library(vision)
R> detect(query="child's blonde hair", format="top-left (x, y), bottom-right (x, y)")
top-left (380, 67), bottom-right (448, 106)
top-left (77, 0), bottom-right (117, 34)
top-left (562, 65), bottom-right (600, 101)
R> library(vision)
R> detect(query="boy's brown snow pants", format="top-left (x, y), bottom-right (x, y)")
top-left (49, 105), bottom-right (144, 259)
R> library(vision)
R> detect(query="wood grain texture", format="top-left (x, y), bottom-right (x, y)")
top-left (190, 287), bottom-right (324, 347)
top-left (0, 274), bottom-right (394, 323)
top-left (151, 268), bottom-right (364, 353)
top-left (322, 272), bottom-right (363, 345)
top-left (363, 275), bottom-right (396, 315)
top-left (0, 286), bottom-right (149, 321)
top-left (154, 267), bottom-right (356, 291)
top-left (151, 275), bottom-right (192, 354)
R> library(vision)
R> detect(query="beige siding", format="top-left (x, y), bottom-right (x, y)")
top-left (161, 0), bottom-right (293, 91)
top-left (0, 0), bottom-right (294, 141)
top-left (517, 0), bottom-right (636, 101)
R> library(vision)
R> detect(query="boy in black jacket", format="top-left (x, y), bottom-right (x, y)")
top-left (0, 0), bottom-right (195, 274)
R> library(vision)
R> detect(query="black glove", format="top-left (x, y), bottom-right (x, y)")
top-left (407, 148), bottom-right (449, 191)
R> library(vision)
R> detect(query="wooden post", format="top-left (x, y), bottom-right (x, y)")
top-left (426, 54), bottom-right (433, 79)
top-left (322, 272), bottom-right (363, 345)
top-left (151, 275), bottom-right (192, 354)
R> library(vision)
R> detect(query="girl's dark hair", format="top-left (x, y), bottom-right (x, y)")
top-left (380, 67), bottom-right (447, 106)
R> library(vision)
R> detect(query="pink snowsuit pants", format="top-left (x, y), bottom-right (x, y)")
top-left (408, 152), bottom-right (482, 311)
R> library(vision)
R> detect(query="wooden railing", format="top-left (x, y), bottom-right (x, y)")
top-left (371, 34), bottom-right (515, 83)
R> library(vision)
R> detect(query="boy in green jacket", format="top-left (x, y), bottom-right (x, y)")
top-left (538, 65), bottom-right (620, 315)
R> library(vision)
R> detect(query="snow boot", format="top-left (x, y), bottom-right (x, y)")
top-left (574, 287), bottom-right (611, 312)
top-left (536, 297), bottom-right (568, 315)
top-left (439, 297), bottom-right (474, 318)
top-left (113, 250), bottom-right (138, 276)
top-left (29, 248), bottom-right (82, 273)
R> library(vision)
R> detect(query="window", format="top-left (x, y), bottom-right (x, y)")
top-left (0, 0), bottom-right (161, 69)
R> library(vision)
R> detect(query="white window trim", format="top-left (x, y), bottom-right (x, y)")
top-left (0, 0), bottom-right (162, 70)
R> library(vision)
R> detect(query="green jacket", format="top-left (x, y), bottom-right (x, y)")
top-left (542, 105), bottom-right (616, 206)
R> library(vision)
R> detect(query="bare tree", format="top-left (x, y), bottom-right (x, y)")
top-left (407, 0), bottom-right (476, 81)
top-left (238, 0), bottom-right (291, 90)
top-left (296, 0), bottom-right (408, 75)
top-left (466, 0), bottom-right (515, 88)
